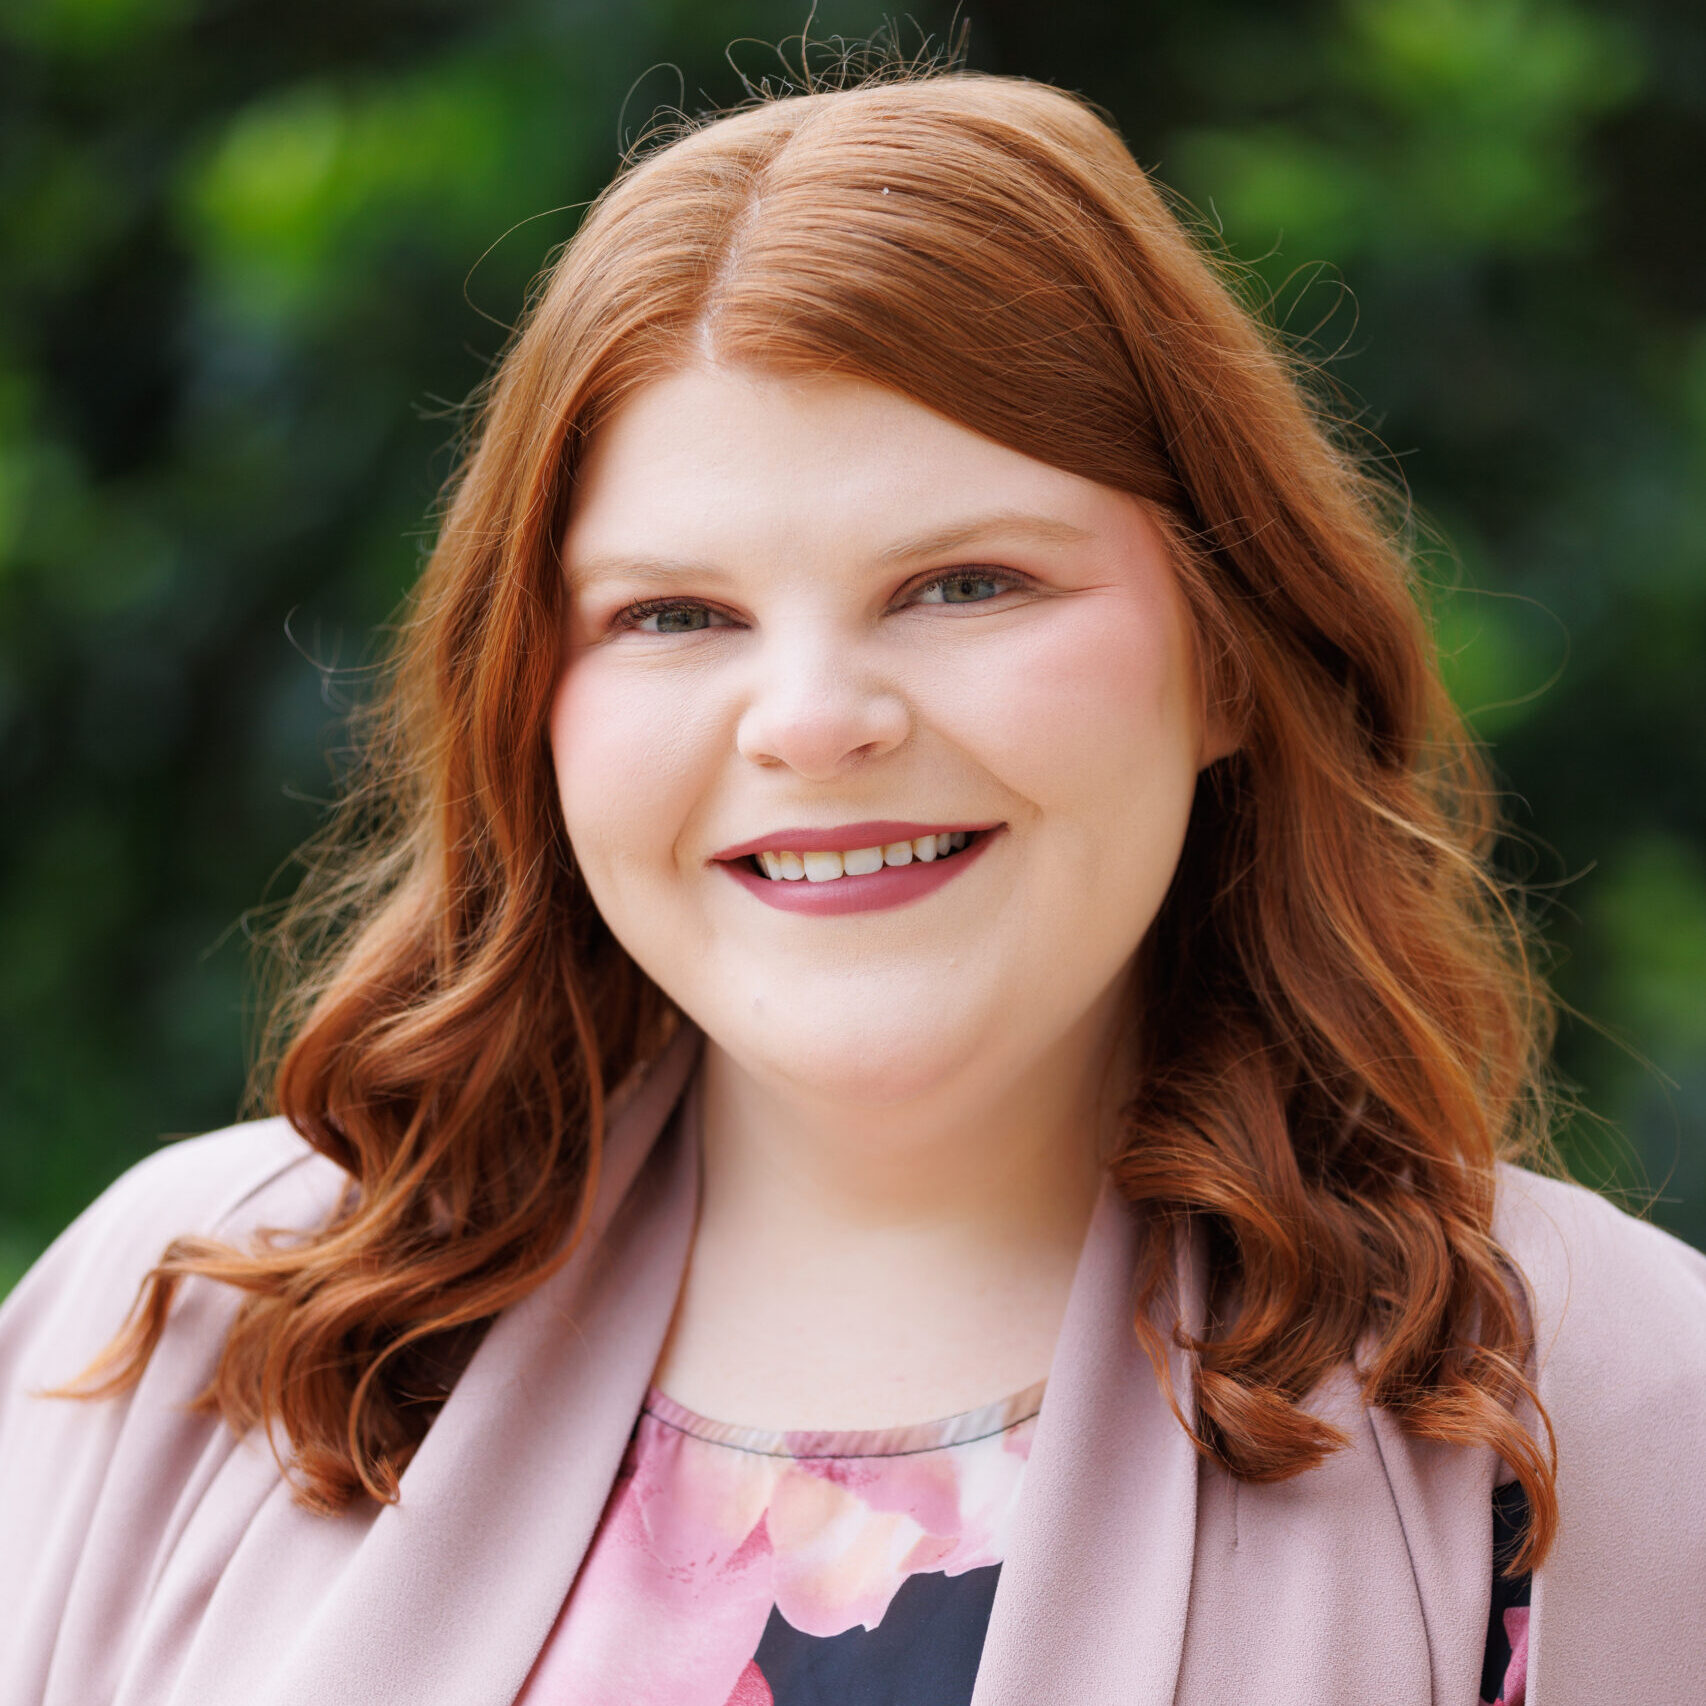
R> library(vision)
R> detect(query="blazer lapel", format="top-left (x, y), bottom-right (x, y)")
top-left (971, 1181), bottom-right (1202, 1706)
top-left (973, 1182), bottom-right (1465, 1706)
top-left (242, 1021), bottom-right (705, 1706)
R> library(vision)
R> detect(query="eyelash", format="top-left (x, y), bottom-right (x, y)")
top-left (609, 567), bottom-right (1030, 633)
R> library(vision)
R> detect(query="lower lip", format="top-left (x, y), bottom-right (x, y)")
top-left (716, 829), bottom-right (1001, 916)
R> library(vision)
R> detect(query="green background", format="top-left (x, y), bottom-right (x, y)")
top-left (3, 0), bottom-right (1703, 1295)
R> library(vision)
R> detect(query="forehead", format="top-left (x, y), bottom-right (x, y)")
top-left (562, 365), bottom-right (1126, 584)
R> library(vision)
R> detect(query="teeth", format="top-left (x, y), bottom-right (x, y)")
top-left (751, 831), bottom-right (982, 882)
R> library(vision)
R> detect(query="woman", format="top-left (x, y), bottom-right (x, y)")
top-left (2, 68), bottom-right (1702, 1706)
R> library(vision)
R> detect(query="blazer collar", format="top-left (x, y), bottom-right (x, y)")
top-left (250, 1019), bottom-right (707, 1706)
top-left (971, 1180), bottom-right (1203, 1706)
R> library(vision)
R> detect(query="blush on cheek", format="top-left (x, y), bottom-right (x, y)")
top-left (548, 652), bottom-right (725, 895)
top-left (951, 590), bottom-right (1198, 802)
top-left (548, 659), bottom-right (658, 875)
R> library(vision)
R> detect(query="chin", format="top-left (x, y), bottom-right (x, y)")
top-left (711, 1010), bottom-right (999, 1110)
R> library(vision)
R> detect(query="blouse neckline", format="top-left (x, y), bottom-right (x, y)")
top-left (639, 1378), bottom-right (1048, 1461)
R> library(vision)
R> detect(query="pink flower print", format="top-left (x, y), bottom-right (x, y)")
top-left (723, 1661), bottom-right (774, 1706)
top-left (765, 1463), bottom-right (943, 1637)
top-left (520, 1383), bottom-right (1042, 1706)
top-left (1497, 1606), bottom-right (1529, 1705)
top-left (517, 1427), bottom-right (779, 1706)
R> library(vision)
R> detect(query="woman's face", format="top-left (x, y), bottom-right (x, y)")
top-left (553, 365), bottom-right (1222, 1108)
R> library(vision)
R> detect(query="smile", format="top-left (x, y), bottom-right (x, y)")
top-left (753, 831), bottom-right (971, 882)
top-left (715, 826), bottom-right (1000, 916)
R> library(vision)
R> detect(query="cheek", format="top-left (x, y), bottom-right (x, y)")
top-left (548, 654), bottom-right (712, 882)
top-left (935, 587), bottom-right (1202, 825)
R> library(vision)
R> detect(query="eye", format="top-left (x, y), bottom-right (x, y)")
top-left (612, 598), bottom-right (735, 635)
top-left (910, 568), bottom-right (1025, 606)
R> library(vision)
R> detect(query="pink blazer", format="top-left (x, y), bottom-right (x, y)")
top-left (3, 1020), bottom-right (1704, 1704)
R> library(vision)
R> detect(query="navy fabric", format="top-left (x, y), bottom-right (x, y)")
top-left (1480, 1483), bottom-right (1534, 1705)
top-left (752, 1565), bottom-right (1001, 1706)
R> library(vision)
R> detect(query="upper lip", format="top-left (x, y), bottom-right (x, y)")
top-left (710, 820), bottom-right (1002, 861)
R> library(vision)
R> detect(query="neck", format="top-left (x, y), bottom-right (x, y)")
top-left (697, 1031), bottom-right (1112, 1244)
top-left (651, 995), bottom-right (1129, 1430)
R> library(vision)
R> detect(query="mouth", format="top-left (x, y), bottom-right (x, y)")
top-left (742, 828), bottom-right (980, 883)
top-left (714, 825), bottom-right (1002, 916)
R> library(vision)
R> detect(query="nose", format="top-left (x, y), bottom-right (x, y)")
top-left (734, 631), bottom-right (911, 778)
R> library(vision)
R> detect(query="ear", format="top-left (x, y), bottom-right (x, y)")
top-left (1194, 678), bottom-right (1248, 774)
top-left (1196, 692), bottom-right (1245, 772)
top-left (1151, 516), bottom-right (1247, 775)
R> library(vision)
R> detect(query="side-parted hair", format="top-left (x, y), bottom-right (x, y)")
top-left (75, 69), bottom-right (1558, 1564)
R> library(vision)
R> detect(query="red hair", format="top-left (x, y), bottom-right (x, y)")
top-left (72, 69), bottom-right (1558, 1564)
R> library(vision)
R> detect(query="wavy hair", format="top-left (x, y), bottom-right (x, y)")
top-left (72, 68), bottom-right (1558, 1563)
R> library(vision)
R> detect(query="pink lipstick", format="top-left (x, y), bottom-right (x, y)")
top-left (713, 824), bottom-right (1002, 916)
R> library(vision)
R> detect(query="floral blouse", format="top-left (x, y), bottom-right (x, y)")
top-left (519, 1383), bottom-right (1531, 1706)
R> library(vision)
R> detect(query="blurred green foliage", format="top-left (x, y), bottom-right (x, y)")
top-left (2, 0), bottom-right (1703, 1295)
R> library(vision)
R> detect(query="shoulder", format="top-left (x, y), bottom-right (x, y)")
top-left (0, 1117), bottom-right (350, 1393)
top-left (0, 1124), bottom-right (353, 1691)
top-left (1492, 1163), bottom-right (1706, 1645)
top-left (1492, 1161), bottom-right (1706, 1394)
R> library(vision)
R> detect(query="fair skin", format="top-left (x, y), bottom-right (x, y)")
top-left (552, 364), bottom-right (1230, 1430)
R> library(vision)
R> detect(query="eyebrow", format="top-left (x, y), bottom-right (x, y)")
top-left (567, 510), bottom-right (1096, 588)
top-left (566, 554), bottom-right (725, 590)
top-left (876, 510), bottom-right (1096, 564)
